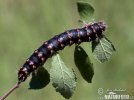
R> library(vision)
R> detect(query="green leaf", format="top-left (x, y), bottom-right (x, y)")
top-left (92, 36), bottom-right (116, 63)
top-left (50, 54), bottom-right (77, 99)
top-left (74, 45), bottom-right (94, 83)
top-left (29, 67), bottom-right (50, 89)
top-left (77, 1), bottom-right (94, 21)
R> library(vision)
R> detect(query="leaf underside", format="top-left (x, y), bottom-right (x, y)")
top-left (50, 54), bottom-right (77, 99)
top-left (92, 36), bottom-right (115, 63)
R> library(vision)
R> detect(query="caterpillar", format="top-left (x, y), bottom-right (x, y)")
top-left (18, 21), bottom-right (106, 82)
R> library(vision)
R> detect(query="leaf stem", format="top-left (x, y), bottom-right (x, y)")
top-left (0, 82), bottom-right (21, 100)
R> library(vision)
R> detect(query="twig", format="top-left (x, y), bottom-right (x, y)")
top-left (0, 82), bottom-right (21, 100)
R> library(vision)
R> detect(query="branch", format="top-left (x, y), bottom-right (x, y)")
top-left (0, 82), bottom-right (21, 100)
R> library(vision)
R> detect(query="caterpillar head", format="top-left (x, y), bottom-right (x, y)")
top-left (18, 67), bottom-right (28, 82)
top-left (98, 21), bottom-right (106, 32)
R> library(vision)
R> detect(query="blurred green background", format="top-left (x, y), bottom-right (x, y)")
top-left (0, 0), bottom-right (134, 100)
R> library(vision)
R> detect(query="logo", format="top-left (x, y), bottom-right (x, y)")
top-left (98, 88), bottom-right (103, 95)
top-left (98, 88), bottom-right (133, 100)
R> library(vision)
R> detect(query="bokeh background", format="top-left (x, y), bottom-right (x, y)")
top-left (0, 0), bottom-right (134, 100)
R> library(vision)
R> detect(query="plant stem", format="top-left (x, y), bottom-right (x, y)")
top-left (0, 82), bottom-right (21, 100)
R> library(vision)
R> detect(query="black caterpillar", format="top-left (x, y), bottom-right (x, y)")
top-left (18, 21), bottom-right (106, 82)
